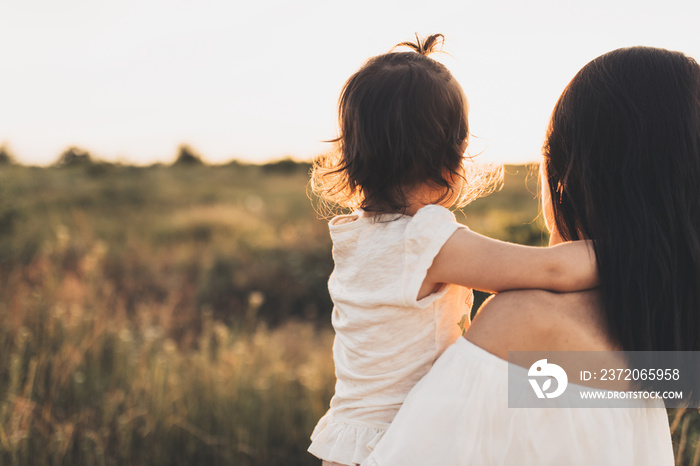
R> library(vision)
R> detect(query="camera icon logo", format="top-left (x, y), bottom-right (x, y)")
top-left (528, 359), bottom-right (568, 399)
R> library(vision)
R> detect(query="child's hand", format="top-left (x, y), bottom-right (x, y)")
top-left (547, 239), bottom-right (599, 291)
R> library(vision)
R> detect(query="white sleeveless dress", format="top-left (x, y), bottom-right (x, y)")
top-left (363, 337), bottom-right (674, 465)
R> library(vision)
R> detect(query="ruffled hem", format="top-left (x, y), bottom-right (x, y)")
top-left (308, 413), bottom-right (387, 465)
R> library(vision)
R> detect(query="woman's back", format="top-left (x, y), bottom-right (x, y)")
top-left (467, 289), bottom-right (615, 356)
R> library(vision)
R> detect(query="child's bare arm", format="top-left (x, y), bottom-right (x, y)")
top-left (424, 228), bottom-right (598, 294)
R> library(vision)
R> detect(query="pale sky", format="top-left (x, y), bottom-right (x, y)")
top-left (1, 0), bottom-right (699, 166)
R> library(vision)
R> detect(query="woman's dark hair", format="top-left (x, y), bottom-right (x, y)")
top-left (313, 34), bottom-right (497, 214)
top-left (543, 47), bottom-right (700, 398)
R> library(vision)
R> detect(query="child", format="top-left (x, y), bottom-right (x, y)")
top-left (308, 34), bottom-right (597, 466)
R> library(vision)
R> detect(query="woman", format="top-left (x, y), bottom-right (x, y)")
top-left (362, 46), bottom-right (700, 465)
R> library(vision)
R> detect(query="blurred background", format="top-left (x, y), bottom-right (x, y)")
top-left (1, 1), bottom-right (699, 465)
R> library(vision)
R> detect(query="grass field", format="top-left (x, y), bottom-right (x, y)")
top-left (0, 160), bottom-right (697, 465)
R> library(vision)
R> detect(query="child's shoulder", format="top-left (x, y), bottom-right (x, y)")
top-left (330, 214), bottom-right (360, 227)
top-left (328, 205), bottom-right (458, 234)
top-left (407, 205), bottom-right (460, 232)
top-left (328, 211), bottom-right (365, 232)
top-left (413, 204), bottom-right (456, 220)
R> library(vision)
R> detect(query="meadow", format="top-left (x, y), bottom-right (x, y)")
top-left (0, 158), bottom-right (697, 465)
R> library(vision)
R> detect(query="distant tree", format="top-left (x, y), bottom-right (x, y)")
top-left (173, 144), bottom-right (205, 166)
top-left (262, 157), bottom-right (310, 174)
top-left (222, 158), bottom-right (248, 168)
top-left (54, 146), bottom-right (93, 167)
top-left (0, 144), bottom-right (16, 165)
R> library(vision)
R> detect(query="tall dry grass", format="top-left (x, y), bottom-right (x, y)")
top-left (0, 162), bottom-right (336, 465)
top-left (0, 232), bottom-right (335, 465)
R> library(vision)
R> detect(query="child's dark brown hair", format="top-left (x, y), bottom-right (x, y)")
top-left (312, 33), bottom-right (500, 214)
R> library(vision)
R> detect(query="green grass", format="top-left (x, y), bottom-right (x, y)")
top-left (0, 162), bottom-right (696, 465)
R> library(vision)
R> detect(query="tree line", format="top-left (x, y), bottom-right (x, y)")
top-left (0, 143), bottom-right (311, 172)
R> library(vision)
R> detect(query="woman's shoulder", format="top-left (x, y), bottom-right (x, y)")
top-left (466, 288), bottom-right (616, 360)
